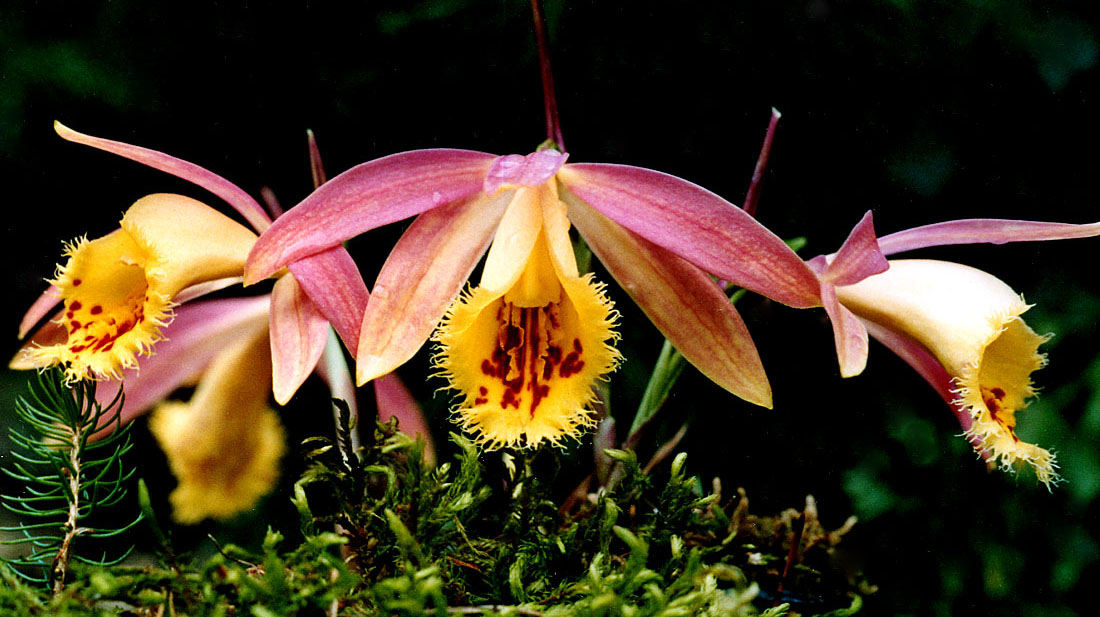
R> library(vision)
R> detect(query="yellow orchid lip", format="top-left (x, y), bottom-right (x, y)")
top-left (433, 181), bottom-right (620, 449)
top-left (31, 193), bottom-right (257, 381)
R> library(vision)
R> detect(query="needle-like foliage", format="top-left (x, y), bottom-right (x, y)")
top-left (1, 367), bottom-right (141, 592)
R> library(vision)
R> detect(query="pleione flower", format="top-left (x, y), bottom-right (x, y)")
top-left (14, 123), bottom-right (430, 519)
top-left (809, 211), bottom-right (1100, 486)
top-left (837, 259), bottom-right (1055, 484)
top-left (15, 123), bottom-right (372, 402)
top-left (28, 193), bottom-right (257, 382)
top-left (245, 147), bottom-right (822, 447)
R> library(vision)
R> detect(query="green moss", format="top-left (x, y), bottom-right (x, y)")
top-left (0, 416), bottom-right (866, 616)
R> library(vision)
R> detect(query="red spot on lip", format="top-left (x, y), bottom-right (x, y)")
top-left (474, 397), bottom-right (488, 405)
top-left (72, 279), bottom-right (82, 286)
top-left (69, 320), bottom-right (82, 331)
top-left (560, 352), bottom-right (585, 378)
top-left (479, 386), bottom-right (488, 395)
top-left (500, 389), bottom-right (521, 409)
top-left (69, 301), bottom-right (83, 311)
top-left (90, 305), bottom-right (103, 315)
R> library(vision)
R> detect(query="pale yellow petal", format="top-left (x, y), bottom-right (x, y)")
top-left (479, 188), bottom-right (541, 295)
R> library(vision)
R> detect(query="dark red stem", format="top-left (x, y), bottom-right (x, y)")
top-left (743, 107), bottom-right (781, 217)
top-left (531, 0), bottom-right (565, 151)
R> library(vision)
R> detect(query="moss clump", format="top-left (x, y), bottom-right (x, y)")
top-left (0, 417), bottom-right (868, 616)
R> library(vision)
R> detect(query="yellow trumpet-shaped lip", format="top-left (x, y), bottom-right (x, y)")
top-left (31, 194), bottom-right (257, 381)
top-left (837, 259), bottom-right (1057, 486)
top-left (149, 317), bottom-right (284, 524)
top-left (433, 182), bottom-right (620, 449)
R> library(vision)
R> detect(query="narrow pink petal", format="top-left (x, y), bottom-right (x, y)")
top-left (10, 310), bottom-right (67, 370)
top-left (18, 286), bottom-right (62, 340)
top-left (357, 193), bottom-right (509, 384)
top-left (54, 122), bottom-right (272, 233)
top-left (558, 165), bottom-right (821, 309)
top-left (287, 246), bottom-right (370, 353)
top-left (822, 211), bottom-right (889, 286)
top-left (566, 197), bottom-right (772, 408)
top-left (820, 283), bottom-right (869, 378)
top-left (877, 218), bottom-right (1100, 256)
top-left (174, 276), bottom-right (244, 304)
top-left (269, 275), bottom-right (330, 405)
top-left (375, 373), bottom-right (435, 464)
top-left (96, 296), bottom-right (271, 427)
top-left (862, 318), bottom-right (989, 458)
top-left (483, 150), bottom-right (568, 193)
top-left (245, 149), bottom-right (497, 284)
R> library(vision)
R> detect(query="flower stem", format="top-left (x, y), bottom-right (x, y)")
top-left (742, 107), bottom-right (781, 217)
top-left (530, 0), bottom-right (564, 151)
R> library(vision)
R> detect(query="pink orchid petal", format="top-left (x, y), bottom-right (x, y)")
top-left (558, 165), bottom-right (821, 309)
top-left (245, 149), bottom-right (497, 284)
top-left (375, 373), bottom-right (435, 464)
top-left (823, 211), bottom-right (889, 286)
top-left (877, 218), bottom-right (1100, 256)
top-left (54, 122), bottom-right (272, 233)
top-left (566, 197), bottom-right (772, 408)
top-left (18, 286), bottom-right (62, 340)
top-left (820, 283), bottom-right (869, 378)
top-left (861, 318), bottom-right (989, 457)
top-left (174, 276), bottom-right (245, 304)
top-left (96, 296), bottom-right (271, 427)
top-left (357, 193), bottom-right (509, 384)
top-left (287, 246), bottom-right (370, 353)
top-left (269, 275), bottom-right (330, 405)
top-left (10, 309), bottom-right (67, 370)
top-left (483, 150), bottom-right (568, 194)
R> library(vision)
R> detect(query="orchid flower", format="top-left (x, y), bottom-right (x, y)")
top-left (809, 211), bottom-right (1100, 486)
top-left (14, 124), bottom-right (428, 520)
top-left (245, 147), bottom-right (821, 448)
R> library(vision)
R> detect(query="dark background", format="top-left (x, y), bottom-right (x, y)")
top-left (3, 1), bottom-right (1100, 614)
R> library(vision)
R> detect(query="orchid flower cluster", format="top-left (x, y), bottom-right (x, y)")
top-left (13, 117), bottom-right (1100, 523)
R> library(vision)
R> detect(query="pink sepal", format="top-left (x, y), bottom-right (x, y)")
top-left (287, 246), bottom-right (371, 353)
top-left (10, 309), bottom-right (67, 370)
top-left (269, 275), bottom-right (329, 405)
top-left (18, 286), bottom-right (62, 340)
top-left (246, 149), bottom-right (497, 283)
top-left (565, 196), bottom-right (772, 408)
top-left (356, 193), bottom-right (508, 384)
top-left (375, 373), bottom-right (436, 464)
top-left (822, 211), bottom-right (889, 286)
top-left (559, 164), bottom-right (821, 309)
top-left (94, 296), bottom-right (271, 428)
top-left (862, 319), bottom-right (990, 458)
top-left (877, 218), bottom-right (1100, 256)
top-left (820, 283), bottom-right (869, 378)
top-left (54, 122), bottom-right (272, 233)
top-left (484, 150), bottom-right (568, 194)
top-left (175, 277), bottom-right (244, 304)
